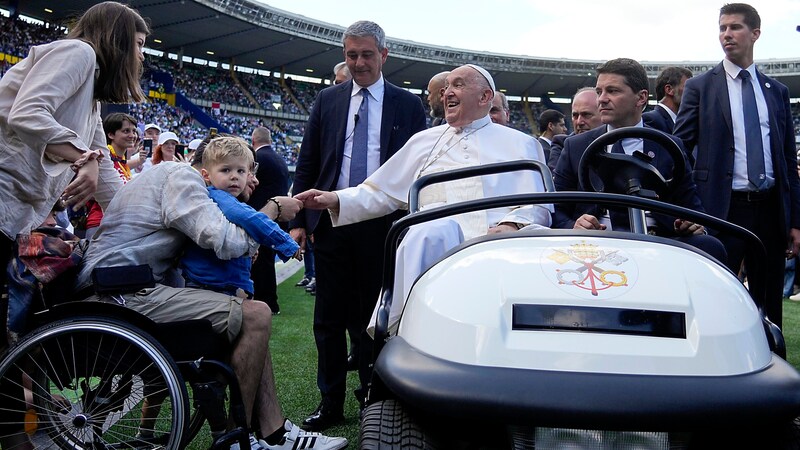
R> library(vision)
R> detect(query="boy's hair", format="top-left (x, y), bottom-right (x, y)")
top-left (202, 136), bottom-right (254, 169)
top-left (103, 112), bottom-right (137, 143)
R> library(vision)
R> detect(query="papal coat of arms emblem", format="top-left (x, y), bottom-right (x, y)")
top-left (543, 241), bottom-right (638, 299)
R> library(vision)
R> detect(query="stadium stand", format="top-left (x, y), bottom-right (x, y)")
top-left (1, 11), bottom-right (796, 163)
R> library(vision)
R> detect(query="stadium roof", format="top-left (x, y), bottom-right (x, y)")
top-left (6, 0), bottom-right (800, 98)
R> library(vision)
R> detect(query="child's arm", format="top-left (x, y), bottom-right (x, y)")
top-left (208, 188), bottom-right (300, 261)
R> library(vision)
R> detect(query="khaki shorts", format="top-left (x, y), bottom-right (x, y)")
top-left (89, 284), bottom-right (244, 343)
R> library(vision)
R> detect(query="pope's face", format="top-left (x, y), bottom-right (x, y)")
top-left (443, 66), bottom-right (492, 128)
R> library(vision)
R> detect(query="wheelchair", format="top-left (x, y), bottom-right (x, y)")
top-left (0, 281), bottom-right (252, 450)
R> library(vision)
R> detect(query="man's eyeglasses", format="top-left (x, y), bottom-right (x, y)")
top-left (251, 162), bottom-right (259, 174)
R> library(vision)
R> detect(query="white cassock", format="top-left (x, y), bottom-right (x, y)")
top-left (329, 115), bottom-right (552, 335)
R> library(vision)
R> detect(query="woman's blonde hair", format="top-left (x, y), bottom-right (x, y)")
top-left (67, 1), bottom-right (150, 103)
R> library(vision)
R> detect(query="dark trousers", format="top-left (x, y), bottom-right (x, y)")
top-left (719, 190), bottom-right (785, 328)
top-left (251, 247), bottom-right (278, 313)
top-left (312, 212), bottom-right (388, 407)
top-left (0, 236), bottom-right (24, 434)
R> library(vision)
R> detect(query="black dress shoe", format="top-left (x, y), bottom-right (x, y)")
top-left (301, 401), bottom-right (345, 432)
top-left (346, 353), bottom-right (358, 372)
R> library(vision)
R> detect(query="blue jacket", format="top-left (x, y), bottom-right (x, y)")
top-left (181, 187), bottom-right (299, 295)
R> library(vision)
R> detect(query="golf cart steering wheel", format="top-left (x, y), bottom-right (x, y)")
top-left (577, 127), bottom-right (686, 199)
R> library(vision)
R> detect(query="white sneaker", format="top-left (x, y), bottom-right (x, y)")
top-left (258, 419), bottom-right (347, 450)
top-left (231, 433), bottom-right (267, 450)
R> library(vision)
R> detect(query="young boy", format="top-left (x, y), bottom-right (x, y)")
top-left (180, 136), bottom-right (299, 299)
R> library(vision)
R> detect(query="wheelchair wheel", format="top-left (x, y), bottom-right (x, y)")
top-left (0, 317), bottom-right (189, 449)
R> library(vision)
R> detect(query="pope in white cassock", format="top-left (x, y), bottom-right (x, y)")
top-left (295, 64), bottom-right (552, 334)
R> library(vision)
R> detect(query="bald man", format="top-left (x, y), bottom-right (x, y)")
top-left (547, 87), bottom-right (602, 170)
top-left (426, 71), bottom-right (449, 126)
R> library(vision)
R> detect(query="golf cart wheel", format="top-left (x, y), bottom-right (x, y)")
top-left (359, 399), bottom-right (439, 449)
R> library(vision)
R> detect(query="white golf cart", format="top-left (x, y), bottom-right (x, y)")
top-left (359, 128), bottom-right (800, 449)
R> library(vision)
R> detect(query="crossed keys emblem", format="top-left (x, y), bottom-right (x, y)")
top-left (547, 242), bottom-right (629, 296)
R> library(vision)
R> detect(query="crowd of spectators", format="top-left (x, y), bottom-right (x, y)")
top-left (3, 12), bottom-right (797, 158)
top-left (0, 14), bottom-right (63, 60)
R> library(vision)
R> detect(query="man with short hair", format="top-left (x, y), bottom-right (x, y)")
top-left (537, 109), bottom-right (566, 162)
top-left (295, 64), bottom-right (551, 335)
top-left (553, 58), bottom-right (725, 261)
top-left (426, 71), bottom-right (449, 126)
top-left (76, 162), bottom-right (347, 450)
top-left (489, 90), bottom-right (510, 126)
top-left (248, 126), bottom-right (291, 315)
top-left (547, 87), bottom-right (602, 170)
top-left (674, 3), bottom-right (800, 328)
top-left (643, 66), bottom-right (692, 133)
top-left (289, 20), bottom-right (427, 431)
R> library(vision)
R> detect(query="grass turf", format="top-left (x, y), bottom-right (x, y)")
top-left (185, 272), bottom-right (800, 449)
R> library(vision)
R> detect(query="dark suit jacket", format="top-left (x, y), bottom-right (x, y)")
top-left (289, 79), bottom-right (427, 233)
top-left (643, 105), bottom-right (675, 134)
top-left (552, 125), bottom-right (704, 232)
top-left (547, 133), bottom-right (569, 171)
top-left (538, 136), bottom-right (552, 165)
top-left (247, 144), bottom-right (290, 212)
top-left (674, 62), bottom-right (800, 231)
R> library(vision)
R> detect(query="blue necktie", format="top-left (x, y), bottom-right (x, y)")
top-left (350, 88), bottom-right (369, 187)
top-left (739, 70), bottom-right (766, 190)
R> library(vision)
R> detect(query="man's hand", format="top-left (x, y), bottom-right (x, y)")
top-left (290, 227), bottom-right (307, 251)
top-left (674, 219), bottom-right (705, 236)
top-left (574, 214), bottom-right (606, 230)
top-left (267, 196), bottom-right (302, 221)
top-left (787, 228), bottom-right (800, 259)
top-left (295, 189), bottom-right (339, 211)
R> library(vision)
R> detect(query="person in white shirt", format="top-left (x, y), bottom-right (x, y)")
top-left (296, 63), bottom-right (552, 334)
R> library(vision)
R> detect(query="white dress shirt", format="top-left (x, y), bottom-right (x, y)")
top-left (722, 59), bottom-right (773, 191)
top-left (336, 76), bottom-right (385, 190)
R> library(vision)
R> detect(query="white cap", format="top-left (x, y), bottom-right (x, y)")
top-left (144, 123), bottom-right (161, 132)
top-left (188, 138), bottom-right (203, 150)
top-left (465, 64), bottom-right (496, 92)
top-left (158, 131), bottom-right (179, 146)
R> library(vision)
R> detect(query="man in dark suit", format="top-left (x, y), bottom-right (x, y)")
top-left (674, 3), bottom-right (800, 328)
top-left (643, 66), bottom-right (692, 134)
top-left (537, 109), bottom-right (567, 164)
top-left (289, 20), bottom-right (427, 431)
top-left (553, 58), bottom-right (725, 261)
top-left (247, 126), bottom-right (290, 315)
top-left (547, 87), bottom-right (601, 171)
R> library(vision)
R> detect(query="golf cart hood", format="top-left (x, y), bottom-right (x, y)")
top-left (398, 231), bottom-right (770, 377)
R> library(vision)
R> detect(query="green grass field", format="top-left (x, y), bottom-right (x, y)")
top-left (186, 271), bottom-right (800, 449)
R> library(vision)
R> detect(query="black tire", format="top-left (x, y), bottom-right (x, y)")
top-left (0, 317), bottom-right (189, 449)
top-left (359, 399), bottom-right (439, 450)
